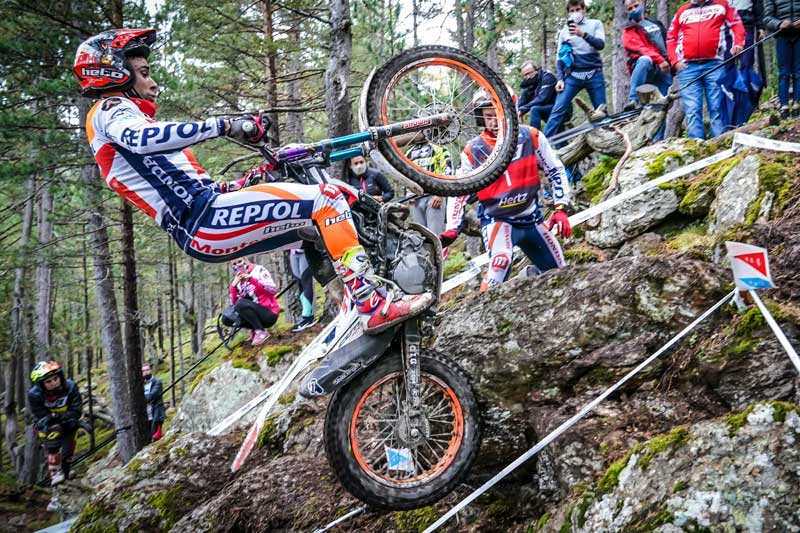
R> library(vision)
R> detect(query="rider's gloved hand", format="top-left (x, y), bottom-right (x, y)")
top-left (547, 205), bottom-right (572, 238)
top-left (439, 229), bottom-right (459, 248)
top-left (226, 111), bottom-right (271, 145)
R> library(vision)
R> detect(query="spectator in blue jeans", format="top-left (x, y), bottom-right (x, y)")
top-left (543, 0), bottom-right (607, 138)
top-left (764, 0), bottom-right (800, 119)
top-left (517, 61), bottom-right (558, 130)
top-left (667, 0), bottom-right (745, 139)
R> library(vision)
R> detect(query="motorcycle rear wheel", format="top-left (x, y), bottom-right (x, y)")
top-left (366, 45), bottom-right (519, 196)
top-left (324, 349), bottom-right (480, 510)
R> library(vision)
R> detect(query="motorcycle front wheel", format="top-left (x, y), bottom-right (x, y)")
top-left (324, 349), bottom-right (480, 510)
top-left (366, 45), bottom-right (519, 197)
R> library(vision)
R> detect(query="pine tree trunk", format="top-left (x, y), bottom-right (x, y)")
top-left (657, 0), bottom-right (669, 26)
top-left (612, 0), bottom-right (630, 113)
top-left (35, 183), bottom-right (54, 361)
top-left (262, 0), bottom-right (280, 147)
top-left (285, 28), bottom-right (305, 144)
top-left (486, 0), bottom-right (498, 70)
top-left (325, 0), bottom-right (353, 180)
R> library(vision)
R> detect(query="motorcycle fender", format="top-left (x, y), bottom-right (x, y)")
top-left (298, 328), bottom-right (396, 398)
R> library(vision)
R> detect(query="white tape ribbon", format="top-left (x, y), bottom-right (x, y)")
top-left (749, 290), bottom-right (800, 374)
top-left (423, 290), bottom-right (736, 533)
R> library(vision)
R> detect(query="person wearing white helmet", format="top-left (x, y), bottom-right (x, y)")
top-left (440, 90), bottom-right (572, 290)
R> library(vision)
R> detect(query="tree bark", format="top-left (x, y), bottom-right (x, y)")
top-left (35, 184), bottom-right (54, 361)
top-left (612, 0), bottom-right (630, 113)
top-left (657, 0), bottom-right (669, 27)
top-left (262, 0), bottom-right (281, 147)
top-left (325, 0), bottom-right (353, 180)
top-left (486, 0), bottom-right (498, 70)
top-left (285, 27), bottom-right (305, 144)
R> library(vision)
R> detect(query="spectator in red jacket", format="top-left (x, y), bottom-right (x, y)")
top-left (622, 0), bottom-right (672, 140)
top-left (667, 0), bottom-right (745, 138)
top-left (228, 257), bottom-right (280, 346)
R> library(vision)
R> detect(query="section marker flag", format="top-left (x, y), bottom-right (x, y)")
top-left (725, 241), bottom-right (775, 290)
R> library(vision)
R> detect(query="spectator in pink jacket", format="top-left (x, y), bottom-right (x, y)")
top-left (228, 257), bottom-right (280, 346)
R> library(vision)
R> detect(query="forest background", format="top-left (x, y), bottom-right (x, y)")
top-left (0, 0), bottom-right (776, 481)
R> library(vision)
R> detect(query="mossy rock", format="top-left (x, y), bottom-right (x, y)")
top-left (443, 250), bottom-right (469, 279)
top-left (582, 156), bottom-right (618, 203)
top-left (724, 401), bottom-right (800, 436)
top-left (646, 150), bottom-right (684, 179)
top-left (564, 248), bottom-right (600, 264)
top-left (264, 345), bottom-right (295, 367)
top-left (232, 357), bottom-right (261, 372)
top-left (72, 501), bottom-right (118, 533)
top-left (146, 487), bottom-right (182, 530)
top-left (394, 505), bottom-right (438, 532)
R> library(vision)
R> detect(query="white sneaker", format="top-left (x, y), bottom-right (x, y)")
top-left (50, 470), bottom-right (65, 486)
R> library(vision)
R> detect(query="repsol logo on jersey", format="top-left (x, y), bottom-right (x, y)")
top-left (121, 121), bottom-right (213, 148)
top-left (81, 67), bottom-right (124, 79)
top-left (142, 156), bottom-right (194, 207)
top-left (209, 201), bottom-right (304, 227)
top-left (191, 237), bottom-right (261, 256)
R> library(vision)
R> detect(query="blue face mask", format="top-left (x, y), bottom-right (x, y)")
top-left (628, 6), bottom-right (643, 22)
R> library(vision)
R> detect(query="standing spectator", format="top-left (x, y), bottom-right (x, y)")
top-left (731, 0), bottom-right (764, 69)
top-left (289, 248), bottom-right (318, 332)
top-left (142, 364), bottom-right (166, 441)
top-left (342, 155), bottom-right (395, 202)
top-left (544, 0), bottom-right (607, 138)
top-left (405, 138), bottom-right (452, 236)
top-left (622, 0), bottom-right (672, 109)
top-left (28, 361), bottom-right (82, 485)
top-left (667, 0), bottom-right (745, 139)
top-left (517, 60), bottom-right (559, 130)
top-left (226, 256), bottom-right (280, 346)
top-left (763, 0), bottom-right (800, 118)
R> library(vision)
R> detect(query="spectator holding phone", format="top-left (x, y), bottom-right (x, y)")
top-left (227, 257), bottom-right (280, 346)
top-left (544, 0), bottom-right (607, 138)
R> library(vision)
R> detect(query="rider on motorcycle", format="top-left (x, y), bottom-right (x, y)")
top-left (440, 90), bottom-right (573, 290)
top-left (28, 361), bottom-right (82, 485)
top-left (73, 28), bottom-right (430, 334)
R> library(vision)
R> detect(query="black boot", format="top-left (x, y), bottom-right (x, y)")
top-left (780, 107), bottom-right (790, 120)
top-left (793, 107), bottom-right (800, 118)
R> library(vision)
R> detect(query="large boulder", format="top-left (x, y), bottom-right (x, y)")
top-left (548, 402), bottom-right (800, 532)
top-left (708, 155), bottom-right (761, 234)
top-left (584, 141), bottom-right (690, 248)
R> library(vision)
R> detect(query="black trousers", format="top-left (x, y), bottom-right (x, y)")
top-left (223, 298), bottom-right (278, 330)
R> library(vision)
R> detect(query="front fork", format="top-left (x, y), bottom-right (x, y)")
top-left (402, 318), bottom-right (422, 410)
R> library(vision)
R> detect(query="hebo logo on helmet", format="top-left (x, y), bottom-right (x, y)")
top-left (81, 67), bottom-right (125, 79)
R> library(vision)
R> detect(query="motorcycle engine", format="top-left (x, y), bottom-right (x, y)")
top-left (389, 230), bottom-right (436, 294)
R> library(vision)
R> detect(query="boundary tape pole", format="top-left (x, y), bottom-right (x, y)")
top-left (422, 289), bottom-right (736, 533)
top-left (311, 505), bottom-right (368, 533)
top-left (749, 290), bottom-right (800, 374)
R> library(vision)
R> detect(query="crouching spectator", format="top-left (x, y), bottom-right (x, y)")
top-left (764, 0), bottom-right (800, 119)
top-left (517, 60), bottom-right (559, 130)
top-left (225, 257), bottom-right (280, 346)
top-left (142, 364), bottom-right (166, 441)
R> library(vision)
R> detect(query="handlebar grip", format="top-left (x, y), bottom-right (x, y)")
top-left (241, 120), bottom-right (257, 135)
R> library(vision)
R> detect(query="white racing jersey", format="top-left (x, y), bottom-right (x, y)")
top-left (86, 96), bottom-right (226, 249)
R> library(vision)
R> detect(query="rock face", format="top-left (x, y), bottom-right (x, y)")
top-left (585, 141), bottom-right (688, 248)
top-left (554, 403), bottom-right (800, 533)
top-left (708, 155), bottom-right (761, 234)
top-left (170, 362), bottom-right (269, 433)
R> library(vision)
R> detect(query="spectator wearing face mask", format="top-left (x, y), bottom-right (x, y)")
top-left (142, 364), bottom-right (166, 441)
top-left (343, 155), bottom-right (395, 202)
top-left (517, 60), bottom-right (559, 130)
top-left (544, 0), bottom-right (607, 138)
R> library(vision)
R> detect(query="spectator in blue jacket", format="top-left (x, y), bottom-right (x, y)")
top-left (517, 61), bottom-right (559, 130)
top-left (544, 0), bottom-right (607, 138)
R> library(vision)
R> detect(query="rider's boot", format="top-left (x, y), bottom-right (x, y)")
top-left (47, 452), bottom-right (65, 485)
top-left (336, 246), bottom-right (433, 335)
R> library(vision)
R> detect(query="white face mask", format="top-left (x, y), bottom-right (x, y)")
top-left (351, 162), bottom-right (367, 176)
top-left (568, 11), bottom-right (584, 24)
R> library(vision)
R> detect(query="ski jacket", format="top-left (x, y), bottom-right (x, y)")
top-left (446, 126), bottom-right (570, 231)
top-left (763, 0), bottom-right (800, 30)
top-left (623, 18), bottom-right (670, 72)
top-left (341, 168), bottom-right (395, 202)
top-left (85, 96), bottom-right (226, 251)
top-left (28, 379), bottom-right (82, 430)
top-left (144, 376), bottom-right (166, 423)
top-left (229, 263), bottom-right (280, 314)
top-left (667, 0), bottom-right (746, 64)
top-left (518, 70), bottom-right (558, 113)
top-left (731, 0), bottom-right (764, 27)
top-left (405, 142), bottom-right (453, 176)
top-left (555, 17), bottom-right (605, 81)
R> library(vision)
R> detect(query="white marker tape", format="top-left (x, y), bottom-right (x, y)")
top-left (422, 290), bottom-right (736, 533)
top-left (749, 290), bottom-right (800, 374)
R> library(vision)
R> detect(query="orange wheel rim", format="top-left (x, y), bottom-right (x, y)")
top-left (349, 371), bottom-right (465, 488)
top-left (379, 57), bottom-right (509, 182)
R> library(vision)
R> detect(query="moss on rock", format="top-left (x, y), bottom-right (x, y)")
top-left (264, 345), bottom-right (294, 366)
top-left (646, 150), bottom-right (684, 179)
top-left (394, 505), bottom-right (438, 531)
top-left (146, 487), bottom-right (182, 530)
top-left (565, 248), bottom-right (600, 264)
top-left (582, 156), bottom-right (618, 203)
top-left (637, 427), bottom-right (689, 469)
top-left (72, 501), bottom-right (117, 533)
